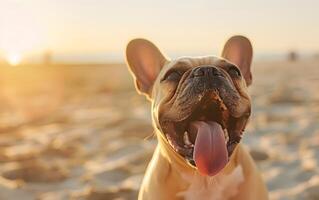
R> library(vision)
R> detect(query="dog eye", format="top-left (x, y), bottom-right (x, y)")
top-left (228, 66), bottom-right (241, 77)
top-left (161, 70), bottom-right (182, 82)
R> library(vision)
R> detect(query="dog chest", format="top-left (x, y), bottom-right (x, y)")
top-left (177, 165), bottom-right (244, 200)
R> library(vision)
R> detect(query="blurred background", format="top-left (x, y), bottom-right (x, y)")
top-left (0, 0), bottom-right (319, 199)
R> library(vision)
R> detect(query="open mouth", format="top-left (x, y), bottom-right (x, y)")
top-left (164, 92), bottom-right (234, 176)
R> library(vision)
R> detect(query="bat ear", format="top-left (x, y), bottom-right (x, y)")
top-left (126, 38), bottom-right (168, 97)
top-left (221, 35), bottom-right (253, 86)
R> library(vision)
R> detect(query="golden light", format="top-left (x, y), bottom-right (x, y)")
top-left (0, 2), bottom-right (47, 66)
top-left (7, 53), bottom-right (22, 66)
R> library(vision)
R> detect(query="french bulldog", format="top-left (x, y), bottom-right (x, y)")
top-left (126, 36), bottom-right (268, 200)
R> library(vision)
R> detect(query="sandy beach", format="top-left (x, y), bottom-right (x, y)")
top-left (0, 59), bottom-right (318, 200)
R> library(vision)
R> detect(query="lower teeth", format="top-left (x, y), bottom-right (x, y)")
top-left (224, 129), bottom-right (229, 144)
top-left (183, 131), bottom-right (194, 147)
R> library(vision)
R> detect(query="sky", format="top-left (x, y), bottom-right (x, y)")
top-left (0, 0), bottom-right (319, 62)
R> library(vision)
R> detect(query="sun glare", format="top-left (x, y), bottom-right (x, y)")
top-left (7, 53), bottom-right (22, 66)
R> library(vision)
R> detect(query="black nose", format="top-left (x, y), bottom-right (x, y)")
top-left (192, 66), bottom-right (222, 77)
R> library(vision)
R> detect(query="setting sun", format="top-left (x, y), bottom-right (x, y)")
top-left (7, 53), bottom-right (22, 66)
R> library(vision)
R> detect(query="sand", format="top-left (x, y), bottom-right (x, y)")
top-left (0, 59), bottom-right (318, 200)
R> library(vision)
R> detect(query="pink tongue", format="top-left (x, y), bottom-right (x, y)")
top-left (189, 121), bottom-right (228, 176)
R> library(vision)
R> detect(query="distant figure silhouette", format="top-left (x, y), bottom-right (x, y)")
top-left (288, 50), bottom-right (298, 62)
top-left (43, 50), bottom-right (53, 66)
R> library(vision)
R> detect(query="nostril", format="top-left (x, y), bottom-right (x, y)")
top-left (193, 68), bottom-right (205, 77)
top-left (212, 68), bottom-right (222, 76)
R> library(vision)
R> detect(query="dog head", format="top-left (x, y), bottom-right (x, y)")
top-left (126, 36), bottom-right (253, 176)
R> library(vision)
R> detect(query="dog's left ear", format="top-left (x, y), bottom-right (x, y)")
top-left (126, 38), bottom-right (168, 98)
top-left (221, 35), bottom-right (253, 86)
